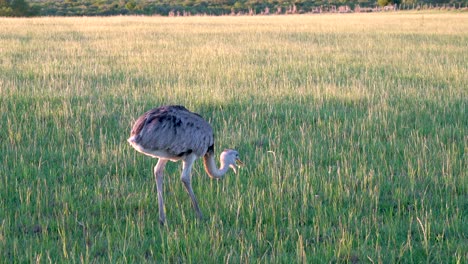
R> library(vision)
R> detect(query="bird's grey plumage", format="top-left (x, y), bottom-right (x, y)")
top-left (128, 105), bottom-right (242, 225)
top-left (128, 105), bottom-right (214, 161)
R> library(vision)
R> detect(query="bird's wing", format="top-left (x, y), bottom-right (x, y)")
top-left (132, 106), bottom-right (214, 158)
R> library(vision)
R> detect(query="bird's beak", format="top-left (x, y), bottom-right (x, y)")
top-left (230, 159), bottom-right (244, 174)
top-left (230, 164), bottom-right (237, 174)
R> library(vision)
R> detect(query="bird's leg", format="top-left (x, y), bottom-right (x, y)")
top-left (154, 159), bottom-right (168, 225)
top-left (181, 155), bottom-right (203, 220)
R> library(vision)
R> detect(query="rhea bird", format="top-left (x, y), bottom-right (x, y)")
top-left (127, 105), bottom-right (243, 224)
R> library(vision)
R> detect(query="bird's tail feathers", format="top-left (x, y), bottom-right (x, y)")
top-left (127, 135), bottom-right (140, 144)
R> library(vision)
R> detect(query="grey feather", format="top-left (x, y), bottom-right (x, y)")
top-left (128, 105), bottom-right (214, 160)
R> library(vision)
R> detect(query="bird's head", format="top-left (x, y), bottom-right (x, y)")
top-left (221, 149), bottom-right (244, 174)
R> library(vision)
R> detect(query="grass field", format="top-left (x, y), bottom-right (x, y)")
top-left (0, 12), bottom-right (467, 263)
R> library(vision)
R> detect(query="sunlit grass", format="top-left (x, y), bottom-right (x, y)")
top-left (1, 12), bottom-right (467, 262)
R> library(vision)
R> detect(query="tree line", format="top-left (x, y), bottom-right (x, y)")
top-left (1, 0), bottom-right (466, 17)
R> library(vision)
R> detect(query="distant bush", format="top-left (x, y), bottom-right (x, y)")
top-left (1, 0), bottom-right (466, 16)
top-left (0, 0), bottom-right (37, 16)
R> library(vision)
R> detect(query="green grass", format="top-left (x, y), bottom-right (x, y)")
top-left (1, 13), bottom-right (467, 263)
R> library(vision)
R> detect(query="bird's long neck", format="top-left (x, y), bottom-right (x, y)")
top-left (203, 153), bottom-right (230, 179)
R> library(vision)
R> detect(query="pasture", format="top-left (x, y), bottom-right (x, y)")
top-left (0, 13), bottom-right (467, 262)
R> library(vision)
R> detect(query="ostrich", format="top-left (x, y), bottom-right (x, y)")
top-left (127, 105), bottom-right (243, 224)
